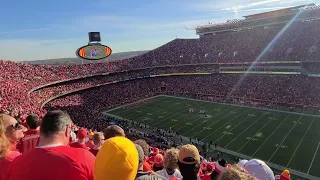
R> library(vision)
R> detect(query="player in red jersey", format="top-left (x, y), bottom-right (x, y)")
top-left (17, 114), bottom-right (40, 153)
top-left (70, 128), bottom-right (89, 150)
top-left (6, 110), bottom-right (95, 180)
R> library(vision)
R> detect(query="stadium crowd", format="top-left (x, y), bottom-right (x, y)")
top-left (1, 7), bottom-right (320, 180)
top-left (0, 110), bottom-right (292, 180)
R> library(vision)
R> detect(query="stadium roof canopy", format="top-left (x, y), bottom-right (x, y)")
top-left (244, 3), bottom-right (316, 20)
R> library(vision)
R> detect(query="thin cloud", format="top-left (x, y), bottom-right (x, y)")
top-left (0, 27), bottom-right (52, 35)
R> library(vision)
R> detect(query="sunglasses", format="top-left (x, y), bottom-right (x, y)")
top-left (7, 122), bottom-right (22, 130)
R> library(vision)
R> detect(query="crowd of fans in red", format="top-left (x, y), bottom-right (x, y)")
top-left (0, 110), bottom-right (292, 180)
top-left (0, 11), bottom-right (320, 180)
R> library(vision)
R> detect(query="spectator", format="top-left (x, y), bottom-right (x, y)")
top-left (70, 128), bottom-right (89, 150)
top-left (157, 148), bottom-right (183, 179)
top-left (201, 162), bottom-right (215, 180)
top-left (94, 136), bottom-right (138, 180)
top-left (0, 114), bottom-right (24, 180)
top-left (17, 114), bottom-right (40, 153)
top-left (86, 131), bottom-right (95, 149)
top-left (218, 165), bottom-right (257, 180)
top-left (243, 159), bottom-right (275, 180)
top-left (280, 169), bottom-right (290, 180)
top-left (89, 132), bottom-right (104, 156)
top-left (153, 154), bottom-right (164, 171)
top-left (178, 144), bottom-right (201, 180)
top-left (211, 159), bottom-right (229, 180)
top-left (237, 159), bottom-right (248, 168)
top-left (103, 125), bottom-right (125, 139)
top-left (148, 147), bottom-right (160, 166)
top-left (6, 110), bottom-right (95, 180)
top-left (135, 144), bottom-right (165, 180)
top-left (135, 139), bottom-right (153, 172)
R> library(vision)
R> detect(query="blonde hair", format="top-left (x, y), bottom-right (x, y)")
top-left (0, 114), bottom-right (10, 158)
top-left (218, 165), bottom-right (257, 180)
top-left (164, 148), bottom-right (179, 169)
top-left (92, 132), bottom-right (104, 145)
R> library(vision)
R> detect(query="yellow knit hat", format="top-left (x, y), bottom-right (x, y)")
top-left (94, 136), bottom-right (139, 180)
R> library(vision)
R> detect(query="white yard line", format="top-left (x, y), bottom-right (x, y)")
top-left (286, 117), bottom-right (315, 167)
top-left (104, 95), bottom-right (162, 112)
top-left (161, 95), bottom-right (320, 118)
top-left (182, 106), bottom-right (242, 137)
top-left (176, 105), bottom-right (234, 135)
top-left (118, 97), bottom-right (176, 119)
top-left (236, 112), bottom-right (280, 153)
top-left (252, 113), bottom-right (291, 156)
top-left (201, 108), bottom-right (253, 141)
top-left (268, 115), bottom-right (304, 162)
top-left (149, 100), bottom-right (205, 127)
top-left (307, 141), bottom-right (320, 174)
top-left (223, 113), bottom-right (268, 148)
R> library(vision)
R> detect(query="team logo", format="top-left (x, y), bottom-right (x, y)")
top-left (76, 44), bottom-right (112, 60)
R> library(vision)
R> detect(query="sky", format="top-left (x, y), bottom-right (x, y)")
top-left (0, 0), bottom-right (318, 61)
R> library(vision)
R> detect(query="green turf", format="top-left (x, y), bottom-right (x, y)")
top-left (107, 95), bottom-right (320, 178)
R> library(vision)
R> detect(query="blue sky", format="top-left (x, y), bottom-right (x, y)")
top-left (0, 0), bottom-right (318, 61)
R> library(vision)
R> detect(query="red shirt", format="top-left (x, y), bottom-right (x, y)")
top-left (17, 129), bottom-right (40, 153)
top-left (143, 161), bottom-right (153, 172)
top-left (89, 149), bottom-right (99, 156)
top-left (147, 156), bottom-right (155, 166)
top-left (86, 140), bottom-right (94, 149)
top-left (0, 151), bottom-right (21, 180)
top-left (70, 142), bottom-right (89, 150)
top-left (6, 146), bottom-right (95, 180)
top-left (200, 173), bottom-right (212, 180)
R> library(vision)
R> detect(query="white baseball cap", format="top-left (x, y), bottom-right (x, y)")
top-left (244, 159), bottom-right (275, 180)
top-left (238, 159), bottom-right (248, 168)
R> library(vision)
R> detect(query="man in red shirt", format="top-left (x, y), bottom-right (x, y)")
top-left (6, 110), bottom-right (95, 180)
top-left (134, 139), bottom-right (153, 172)
top-left (70, 128), bottom-right (89, 150)
top-left (89, 132), bottom-right (104, 156)
top-left (17, 114), bottom-right (40, 153)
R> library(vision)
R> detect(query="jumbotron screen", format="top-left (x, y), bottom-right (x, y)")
top-left (77, 44), bottom-right (112, 60)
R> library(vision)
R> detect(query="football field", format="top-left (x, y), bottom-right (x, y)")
top-left (106, 95), bottom-right (320, 178)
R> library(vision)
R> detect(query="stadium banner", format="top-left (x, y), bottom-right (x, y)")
top-left (219, 71), bottom-right (301, 75)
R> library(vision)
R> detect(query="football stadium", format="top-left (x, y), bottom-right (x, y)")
top-left (1, 2), bottom-right (320, 180)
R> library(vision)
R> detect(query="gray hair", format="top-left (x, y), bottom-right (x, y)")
top-left (40, 110), bottom-right (73, 137)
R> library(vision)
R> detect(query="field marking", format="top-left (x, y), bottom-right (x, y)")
top-left (150, 100), bottom-right (208, 127)
top-left (268, 115), bottom-right (303, 162)
top-left (165, 101), bottom-right (226, 130)
top-left (128, 100), bottom-right (181, 121)
top-left (188, 107), bottom-right (246, 138)
top-left (308, 141), bottom-right (320, 174)
top-left (176, 105), bottom-right (235, 135)
top-left (286, 117), bottom-right (315, 167)
top-left (105, 95), bottom-right (163, 112)
top-left (161, 95), bottom-right (320, 118)
top-left (252, 113), bottom-right (291, 157)
top-left (223, 113), bottom-right (268, 148)
top-left (236, 112), bottom-right (280, 153)
top-left (200, 109), bottom-right (253, 141)
top-left (118, 98), bottom-right (177, 119)
top-left (172, 104), bottom-right (230, 131)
